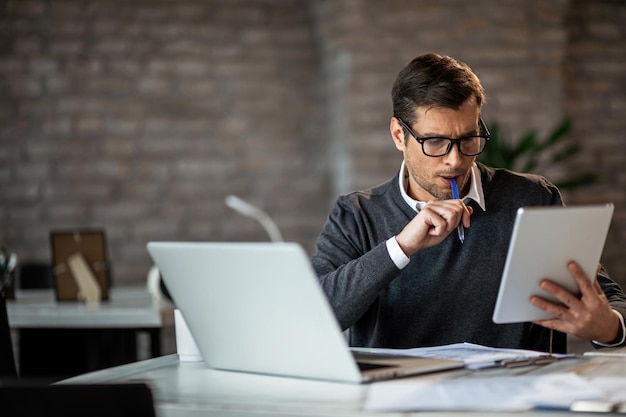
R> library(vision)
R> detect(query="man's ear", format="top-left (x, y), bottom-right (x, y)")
top-left (390, 117), bottom-right (406, 151)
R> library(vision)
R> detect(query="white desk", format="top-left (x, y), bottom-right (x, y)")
top-left (6, 287), bottom-right (174, 380)
top-left (7, 287), bottom-right (174, 329)
top-left (62, 349), bottom-right (626, 417)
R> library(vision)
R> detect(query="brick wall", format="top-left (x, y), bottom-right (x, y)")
top-left (1, 0), bottom-right (625, 287)
top-left (563, 0), bottom-right (626, 283)
top-left (0, 0), bottom-right (328, 284)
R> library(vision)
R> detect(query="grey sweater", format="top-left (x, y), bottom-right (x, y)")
top-left (312, 163), bottom-right (626, 353)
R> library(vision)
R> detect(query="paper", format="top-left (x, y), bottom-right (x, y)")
top-left (365, 373), bottom-right (606, 412)
top-left (584, 350), bottom-right (626, 359)
top-left (362, 343), bottom-right (626, 413)
top-left (353, 342), bottom-right (569, 370)
top-left (589, 377), bottom-right (626, 402)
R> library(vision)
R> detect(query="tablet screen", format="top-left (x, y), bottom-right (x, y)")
top-left (492, 204), bottom-right (613, 324)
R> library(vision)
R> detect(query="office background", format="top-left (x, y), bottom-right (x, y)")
top-left (1, 0), bottom-right (625, 288)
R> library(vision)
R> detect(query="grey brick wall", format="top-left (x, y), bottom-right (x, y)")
top-left (1, 0), bottom-right (625, 288)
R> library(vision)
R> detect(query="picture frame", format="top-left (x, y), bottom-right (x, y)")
top-left (50, 229), bottom-right (110, 301)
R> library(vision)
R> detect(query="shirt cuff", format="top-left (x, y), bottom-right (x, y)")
top-left (593, 310), bottom-right (626, 347)
top-left (386, 236), bottom-right (410, 270)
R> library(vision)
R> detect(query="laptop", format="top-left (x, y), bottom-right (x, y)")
top-left (147, 242), bottom-right (463, 383)
top-left (493, 204), bottom-right (614, 324)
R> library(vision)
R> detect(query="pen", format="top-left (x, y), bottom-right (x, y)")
top-left (450, 178), bottom-right (464, 244)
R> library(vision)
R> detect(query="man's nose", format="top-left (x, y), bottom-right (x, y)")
top-left (443, 142), bottom-right (464, 166)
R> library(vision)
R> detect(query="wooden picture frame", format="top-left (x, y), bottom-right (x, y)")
top-left (50, 229), bottom-right (110, 301)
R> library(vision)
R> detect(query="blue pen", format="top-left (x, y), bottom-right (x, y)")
top-left (450, 178), bottom-right (465, 244)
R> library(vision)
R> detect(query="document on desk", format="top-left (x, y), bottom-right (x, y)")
top-left (584, 350), bottom-right (626, 359)
top-left (353, 342), bottom-right (572, 370)
top-left (365, 373), bottom-right (609, 412)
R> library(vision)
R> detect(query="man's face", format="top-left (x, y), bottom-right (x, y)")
top-left (390, 99), bottom-right (481, 202)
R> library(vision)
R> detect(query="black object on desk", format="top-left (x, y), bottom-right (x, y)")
top-left (0, 249), bottom-right (17, 300)
top-left (0, 382), bottom-right (156, 417)
top-left (18, 262), bottom-right (53, 289)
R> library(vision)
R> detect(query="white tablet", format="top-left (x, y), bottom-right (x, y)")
top-left (492, 204), bottom-right (614, 324)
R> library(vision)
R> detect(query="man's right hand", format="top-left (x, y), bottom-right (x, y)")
top-left (395, 199), bottom-right (472, 256)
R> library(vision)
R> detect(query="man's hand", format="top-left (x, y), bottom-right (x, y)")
top-left (531, 261), bottom-right (621, 344)
top-left (395, 200), bottom-right (472, 256)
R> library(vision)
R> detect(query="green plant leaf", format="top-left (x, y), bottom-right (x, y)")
top-left (552, 143), bottom-right (581, 163)
top-left (478, 118), bottom-right (597, 191)
top-left (545, 118), bottom-right (573, 147)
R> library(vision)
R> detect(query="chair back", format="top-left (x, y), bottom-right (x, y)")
top-left (0, 293), bottom-right (18, 379)
top-left (18, 262), bottom-right (53, 289)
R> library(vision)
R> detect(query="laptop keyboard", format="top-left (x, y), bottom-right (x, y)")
top-left (357, 361), bottom-right (393, 371)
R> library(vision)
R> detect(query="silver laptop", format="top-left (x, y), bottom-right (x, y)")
top-left (147, 242), bottom-right (463, 383)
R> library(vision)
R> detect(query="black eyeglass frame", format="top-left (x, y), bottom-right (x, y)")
top-left (396, 116), bottom-right (491, 157)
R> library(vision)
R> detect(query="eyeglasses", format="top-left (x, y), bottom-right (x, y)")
top-left (396, 117), bottom-right (491, 157)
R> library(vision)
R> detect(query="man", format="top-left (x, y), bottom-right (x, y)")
top-left (311, 53), bottom-right (626, 353)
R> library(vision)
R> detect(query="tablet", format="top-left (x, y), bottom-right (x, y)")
top-left (492, 204), bottom-right (614, 324)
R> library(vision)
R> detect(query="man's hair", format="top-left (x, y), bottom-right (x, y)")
top-left (391, 53), bottom-right (486, 125)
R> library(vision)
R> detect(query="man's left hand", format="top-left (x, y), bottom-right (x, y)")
top-left (531, 261), bottom-right (621, 344)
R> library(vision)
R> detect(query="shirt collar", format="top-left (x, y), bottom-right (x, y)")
top-left (398, 160), bottom-right (487, 212)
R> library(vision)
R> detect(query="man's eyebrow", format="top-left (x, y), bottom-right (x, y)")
top-left (419, 127), bottom-right (479, 138)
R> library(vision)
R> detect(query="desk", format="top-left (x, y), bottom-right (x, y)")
top-left (62, 349), bottom-right (626, 417)
top-left (7, 287), bottom-right (174, 329)
top-left (7, 287), bottom-right (174, 380)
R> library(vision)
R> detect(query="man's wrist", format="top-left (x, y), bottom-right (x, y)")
top-left (593, 310), bottom-right (626, 347)
top-left (386, 236), bottom-right (410, 270)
